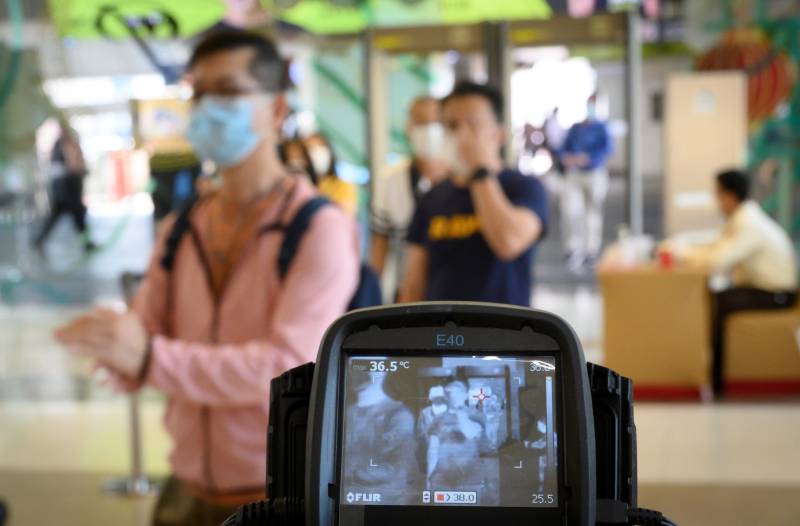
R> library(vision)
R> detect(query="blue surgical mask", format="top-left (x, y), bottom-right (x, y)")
top-left (186, 96), bottom-right (263, 169)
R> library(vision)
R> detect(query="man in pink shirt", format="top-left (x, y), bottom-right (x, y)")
top-left (55, 31), bottom-right (359, 526)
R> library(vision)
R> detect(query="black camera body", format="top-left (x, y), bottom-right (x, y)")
top-left (267, 303), bottom-right (640, 526)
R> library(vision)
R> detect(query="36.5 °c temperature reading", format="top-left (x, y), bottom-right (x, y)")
top-left (368, 360), bottom-right (411, 372)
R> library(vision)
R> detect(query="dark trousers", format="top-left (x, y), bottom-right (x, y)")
top-left (35, 177), bottom-right (88, 247)
top-left (712, 287), bottom-right (797, 395)
top-left (152, 477), bottom-right (238, 526)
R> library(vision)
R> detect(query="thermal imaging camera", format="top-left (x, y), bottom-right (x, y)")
top-left (225, 303), bottom-right (676, 526)
top-left (306, 302), bottom-right (594, 526)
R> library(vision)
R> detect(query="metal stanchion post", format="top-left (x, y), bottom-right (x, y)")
top-left (105, 272), bottom-right (159, 497)
top-left (625, 10), bottom-right (644, 237)
top-left (105, 392), bottom-right (160, 496)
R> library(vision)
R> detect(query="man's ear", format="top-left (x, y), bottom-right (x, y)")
top-left (272, 93), bottom-right (289, 133)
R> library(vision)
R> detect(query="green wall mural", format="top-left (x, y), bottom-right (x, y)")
top-left (48, 0), bottom-right (553, 38)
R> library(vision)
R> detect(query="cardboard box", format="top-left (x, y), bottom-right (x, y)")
top-left (726, 307), bottom-right (800, 388)
top-left (599, 267), bottom-right (712, 391)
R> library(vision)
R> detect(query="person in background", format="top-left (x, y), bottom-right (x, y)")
top-left (543, 108), bottom-right (567, 173)
top-left (415, 384), bottom-right (446, 481)
top-left (370, 96), bottom-right (450, 299)
top-left (278, 137), bottom-right (314, 181)
top-left (559, 93), bottom-right (613, 271)
top-left (54, 31), bottom-right (359, 526)
top-left (673, 169), bottom-right (797, 396)
top-left (303, 132), bottom-right (359, 216)
top-left (399, 82), bottom-right (549, 307)
top-left (34, 120), bottom-right (96, 253)
top-left (342, 370), bottom-right (416, 502)
top-left (149, 157), bottom-right (203, 223)
top-left (422, 380), bottom-right (486, 489)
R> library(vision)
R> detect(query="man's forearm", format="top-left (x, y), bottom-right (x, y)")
top-left (398, 245), bottom-right (428, 302)
top-left (470, 178), bottom-right (541, 261)
top-left (397, 285), bottom-right (424, 303)
top-left (144, 334), bottom-right (306, 406)
top-left (427, 436), bottom-right (440, 479)
top-left (682, 236), bottom-right (751, 274)
top-left (369, 233), bottom-right (390, 276)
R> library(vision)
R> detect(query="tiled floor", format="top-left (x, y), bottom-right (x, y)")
top-left (635, 403), bottom-right (800, 487)
top-left (3, 398), bottom-right (799, 484)
top-left (637, 484), bottom-right (800, 526)
top-left (2, 400), bottom-right (799, 526)
top-left (3, 473), bottom-right (800, 526)
top-left (1, 184), bottom-right (799, 525)
top-left (4, 471), bottom-right (799, 526)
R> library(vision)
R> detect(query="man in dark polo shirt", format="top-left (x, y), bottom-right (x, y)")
top-left (398, 82), bottom-right (549, 307)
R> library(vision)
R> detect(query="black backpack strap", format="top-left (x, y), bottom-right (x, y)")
top-left (160, 197), bottom-right (198, 272)
top-left (277, 196), bottom-right (330, 279)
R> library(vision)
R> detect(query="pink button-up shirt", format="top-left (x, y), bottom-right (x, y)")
top-left (133, 178), bottom-right (359, 493)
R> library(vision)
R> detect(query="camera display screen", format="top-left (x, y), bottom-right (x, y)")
top-left (340, 354), bottom-right (558, 509)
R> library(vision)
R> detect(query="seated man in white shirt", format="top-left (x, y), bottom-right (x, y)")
top-left (678, 169), bottom-right (798, 395)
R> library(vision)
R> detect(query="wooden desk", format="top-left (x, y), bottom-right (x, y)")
top-left (598, 266), bottom-right (712, 398)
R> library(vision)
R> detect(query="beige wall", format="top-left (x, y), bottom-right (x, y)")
top-left (664, 72), bottom-right (748, 236)
top-left (596, 55), bottom-right (693, 179)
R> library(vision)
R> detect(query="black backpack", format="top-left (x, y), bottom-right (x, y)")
top-left (160, 196), bottom-right (382, 312)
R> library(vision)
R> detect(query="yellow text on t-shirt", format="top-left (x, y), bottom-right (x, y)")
top-left (428, 214), bottom-right (481, 241)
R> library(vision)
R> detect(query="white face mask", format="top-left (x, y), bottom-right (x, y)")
top-left (443, 132), bottom-right (471, 183)
top-left (308, 146), bottom-right (332, 177)
top-left (408, 123), bottom-right (445, 161)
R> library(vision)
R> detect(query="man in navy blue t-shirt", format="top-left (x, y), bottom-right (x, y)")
top-left (399, 82), bottom-right (550, 307)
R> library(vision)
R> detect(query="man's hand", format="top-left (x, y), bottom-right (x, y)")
top-left (456, 120), bottom-right (504, 176)
top-left (55, 308), bottom-right (149, 379)
top-left (455, 409), bottom-right (482, 439)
